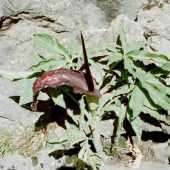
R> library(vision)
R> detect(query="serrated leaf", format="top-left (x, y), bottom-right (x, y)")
top-left (129, 51), bottom-right (170, 67)
top-left (129, 85), bottom-right (144, 119)
top-left (33, 34), bottom-right (70, 59)
top-left (145, 72), bottom-right (170, 96)
top-left (29, 58), bottom-right (55, 71)
top-left (141, 81), bottom-right (170, 110)
top-left (143, 107), bottom-right (170, 125)
top-left (27, 54), bottom-right (46, 69)
top-left (114, 84), bottom-right (134, 97)
top-left (145, 53), bottom-right (169, 67)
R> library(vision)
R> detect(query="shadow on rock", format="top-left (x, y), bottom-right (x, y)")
top-left (10, 93), bottom-right (81, 131)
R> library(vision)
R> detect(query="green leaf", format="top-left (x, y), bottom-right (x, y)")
top-left (112, 103), bottom-right (126, 144)
top-left (142, 89), bottom-right (159, 110)
top-left (68, 97), bottom-right (89, 131)
top-left (124, 57), bottom-right (136, 76)
top-left (67, 109), bottom-right (80, 126)
top-left (106, 42), bottom-right (120, 53)
top-left (107, 52), bottom-right (122, 65)
top-left (79, 97), bottom-right (91, 128)
top-left (48, 88), bottom-right (66, 109)
top-left (123, 58), bottom-right (170, 110)
top-left (113, 84), bottom-right (134, 97)
top-left (29, 58), bottom-right (55, 70)
top-left (129, 85), bottom-right (144, 119)
top-left (47, 136), bottom-right (68, 151)
top-left (165, 78), bottom-right (170, 85)
top-left (65, 122), bottom-right (87, 147)
top-left (77, 141), bottom-right (101, 170)
top-left (0, 70), bottom-right (34, 81)
top-left (161, 62), bottom-right (170, 72)
top-left (89, 59), bottom-right (108, 84)
top-left (118, 28), bottom-right (127, 54)
top-left (29, 58), bottom-right (66, 71)
top-left (78, 141), bottom-right (89, 164)
top-left (141, 81), bottom-right (170, 110)
top-left (66, 39), bottom-right (78, 56)
top-left (146, 53), bottom-right (169, 67)
top-left (145, 72), bottom-right (170, 96)
top-left (27, 54), bottom-right (46, 69)
top-left (130, 116), bottom-right (143, 140)
top-left (12, 78), bottom-right (35, 105)
top-left (142, 107), bottom-right (170, 125)
top-left (88, 153), bottom-right (101, 170)
top-left (129, 51), bottom-right (170, 67)
top-left (98, 93), bottom-right (113, 110)
top-left (126, 41), bottom-right (146, 54)
top-left (33, 34), bottom-right (70, 59)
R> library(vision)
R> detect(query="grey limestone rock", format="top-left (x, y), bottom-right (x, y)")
top-left (108, 14), bottom-right (146, 43)
top-left (0, 94), bottom-right (39, 130)
top-left (95, 0), bottom-right (148, 21)
top-left (0, 0), bottom-right (170, 170)
top-left (137, 3), bottom-right (170, 56)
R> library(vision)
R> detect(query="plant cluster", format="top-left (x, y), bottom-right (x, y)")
top-left (0, 29), bottom-right (170, 169)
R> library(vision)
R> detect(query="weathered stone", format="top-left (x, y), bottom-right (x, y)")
top-left (0, 94), bottom-right (39, 129)
top-left (108, 14), bottom-right (145, 43)
top-left (148, 36), bottom-right (170, 57)
top-left (0, 1), bottom-right (170, 170)
top-left (137, 3), bottom-right (170, 55)
top-left (95, 0), bottom-right (147, 21)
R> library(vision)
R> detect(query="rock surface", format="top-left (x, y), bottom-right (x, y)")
top-left (0, 0), bottom-right (170, 169)
top-left (95, 0), bottom-right (148, 21)
top-left (137, 3), bottom-right (170, 56)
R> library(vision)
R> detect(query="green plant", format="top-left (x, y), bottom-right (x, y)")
top-left (0, 30), bottom-right (169, 169)
top-left (0, 33), bottom-right (107, 169)
top-left (104, 29), bottom-right (170, 141)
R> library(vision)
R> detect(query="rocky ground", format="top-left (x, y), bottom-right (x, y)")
top-left (0, 0), bottom-right (170, 169)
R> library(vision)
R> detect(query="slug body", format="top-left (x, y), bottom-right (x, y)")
top-left (33, 68), bottom-right (100, 96)
top-left (31, 33), bottom-right (101, 111)
top-left (32, 68), bottom-right (101, 110)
